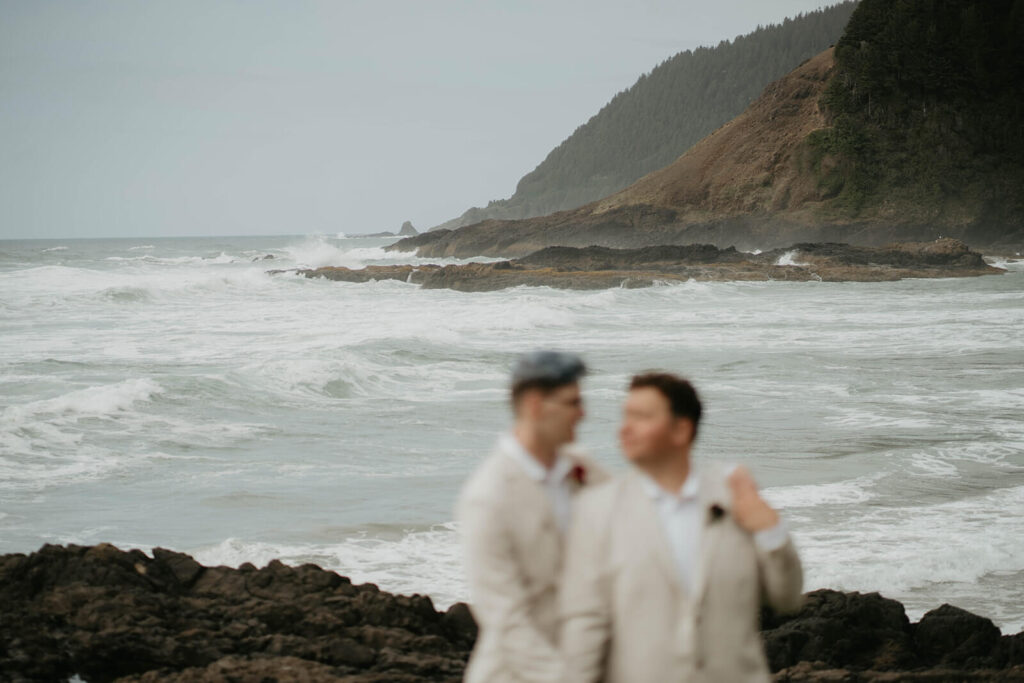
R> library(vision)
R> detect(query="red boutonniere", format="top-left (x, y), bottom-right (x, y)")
top-left (569, 464), bottom-right (587, 485)
top-left (707, 503), bottom-right (727, 524)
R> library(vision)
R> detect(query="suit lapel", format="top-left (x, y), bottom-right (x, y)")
top-left (493, 443), bottom-right (558, 540)
top-left (692, 465), bottom-right (729, 605)
top-left (624, 473), bottom-right (684, 598)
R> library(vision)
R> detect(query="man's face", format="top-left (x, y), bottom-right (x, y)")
top-left (619, 387), bottom-right (691, 464)
top-left (534, 382), bottom-right (585, 447)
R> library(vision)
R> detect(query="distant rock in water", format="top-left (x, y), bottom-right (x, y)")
top-left (361, 221), bottom-right (419, 238)
top-left (291, 239), bottom-right (1002, 292)
top-left (2, 544), bottom-right (1022, 681)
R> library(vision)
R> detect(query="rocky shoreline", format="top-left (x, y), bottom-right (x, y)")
top-left (3, 544), bottom-right (1022, 682)
top-left (281, 239), bottom-right (1002, 292)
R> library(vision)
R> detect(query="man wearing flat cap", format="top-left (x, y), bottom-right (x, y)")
top-left (456, 351), bottom-right (609, 683)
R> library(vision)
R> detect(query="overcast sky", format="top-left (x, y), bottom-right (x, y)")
top-left (1, 1), bottom-right (838, 240)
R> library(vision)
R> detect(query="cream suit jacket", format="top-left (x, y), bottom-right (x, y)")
top-left (456, 439), bottom-right (609, 683)
top-left (560, 465), bottom-right (803, 683)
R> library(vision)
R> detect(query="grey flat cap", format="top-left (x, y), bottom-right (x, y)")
top-left (511, 351), bottom-right (587, 386)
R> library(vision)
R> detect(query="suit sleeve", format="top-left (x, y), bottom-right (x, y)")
top-left (559, 494), bottom-right (611, 683)
top-left (457, 494), bottom-right (563, 682)
top-left (755, 531), bottom-right (804, 614)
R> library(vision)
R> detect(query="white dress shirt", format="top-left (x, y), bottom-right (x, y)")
top-left (640, 466), bottom-right (789, 594)
top-left (500, 432), bottom-right (575, 533)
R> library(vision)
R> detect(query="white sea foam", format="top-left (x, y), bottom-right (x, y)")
top-left (42, 245), bottom-right (68, 252)
top-left (775, 250), bottom-right (807, 267)
top-left (190, 485), bottom-right (1024, 624)
top-left (281, 236), bottom-right (372, 269)
top-left (985, 256), bottom-right (1024, 271)
top-left (763, 475), bottom-right (880, 508)
top-left (183, 486), bottom-right (1024, 632)
top-left (798, 485), bottom-right (1024, 627)
top-left (0, 375), bottom-right (278, 491)
top-left (189, 525), bottom-right (465, 607)
top-left (1, 235), bottom-right (1021, 633)
top-left (907, 452), bottom-right (962, 477)
top-left (244, 352), bottom-right (503, 403)
top-left (276, 234), bottom-right (503, 269)
top-left (825, 407), bottom-right (938, 430)
top-left (105, 252), bottom-right (238, 265)
top-left (0, 379), bottom-right (165, 488)
top-left (2, 262), bottom-right (281, 312)
top-left (2, 378), bottom-right (163, 422)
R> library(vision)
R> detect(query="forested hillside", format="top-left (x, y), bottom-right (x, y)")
top-left (434, 1), bottom-right (857, 230)
top-left (809, 0), bottom-right (1024, 237)
top-left (395, 0), bottom-right (1024, 258)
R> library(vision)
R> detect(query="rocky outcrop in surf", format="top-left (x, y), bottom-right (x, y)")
top-left (285, 239), bottom-right (1001, 292)
top-left (2, 544), bottom-right (1023, 681)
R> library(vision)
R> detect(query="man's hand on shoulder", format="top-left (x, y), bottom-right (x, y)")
top-left (727, 465), bottom-right (780, 533)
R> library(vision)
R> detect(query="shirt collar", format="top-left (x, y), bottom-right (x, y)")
top-left (640, 467), bottom-right (700, 502)
top-left (500, 432), bottom-right (574, 483)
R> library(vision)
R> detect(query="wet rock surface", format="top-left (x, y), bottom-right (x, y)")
top-left (2, 545), bottom-right (1021, 681)
top-left (0, 544), bottom-right (473, 682)
top-left (286, 239), bottom-right (1001, 292)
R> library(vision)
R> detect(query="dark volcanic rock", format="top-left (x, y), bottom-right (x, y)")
top-left (913, 604), bottom-right (1002, 668)
top-left (517, 243), bottom-right (748, 270)
top-left (3, 545), bottom-right (1021, 681)
top-left (388, 228), bottom-right (451, 252)
top-left (290, 239), bottom-right (1000, 292)
top-left (772, 240), bottom-right (992, 270)
top-left (761, 589), bottom-right (917, 671)
top-left (0, 544), bottom-right (472, 682)
top-left (773, 661), bottom-right (1024, 681)
top-left (762, 591), bottom-right (1024, 680)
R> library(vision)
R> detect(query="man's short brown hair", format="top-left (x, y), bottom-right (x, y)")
top-left (629, 372), bottom-right (702, 436)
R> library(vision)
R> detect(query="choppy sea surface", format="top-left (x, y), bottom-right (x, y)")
top-left (1, 234), bottom-right (1022, 632)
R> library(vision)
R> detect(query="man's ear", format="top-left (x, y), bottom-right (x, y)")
top-left (520, 390), bottom-right (542, 420)
top-left (671, 417), bottom-right (695, 448)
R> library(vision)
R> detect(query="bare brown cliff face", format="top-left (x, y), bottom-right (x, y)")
top-left (391, 48), bottom-right (1022, 259)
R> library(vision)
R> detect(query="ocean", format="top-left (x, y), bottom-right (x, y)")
top-left (1, 234), bottom-right (1022, 633)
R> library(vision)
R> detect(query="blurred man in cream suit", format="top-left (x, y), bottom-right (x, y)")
top-left (457, 351), bottom-right (609, 683)
top-left (561, 373), bottom-right (803, 683)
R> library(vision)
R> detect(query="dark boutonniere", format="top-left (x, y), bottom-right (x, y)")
top-left (569, 464), bottom-right (587, 485)
top-left (707, 503), bottom-right (727, 524)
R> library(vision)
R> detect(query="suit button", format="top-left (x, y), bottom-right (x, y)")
top-left (696, 658), bottom-right (705, 669)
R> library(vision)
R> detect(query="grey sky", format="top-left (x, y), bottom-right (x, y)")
top-left (1, 1), bottom-right (839, 239)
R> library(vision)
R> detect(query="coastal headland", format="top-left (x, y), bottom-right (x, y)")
top-left (395, 0), bottom-right (1024, 261)
top-left (281, 239), bottom-right (1002, 292)
top-left (3, 544), bottom-right (1023, 682)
